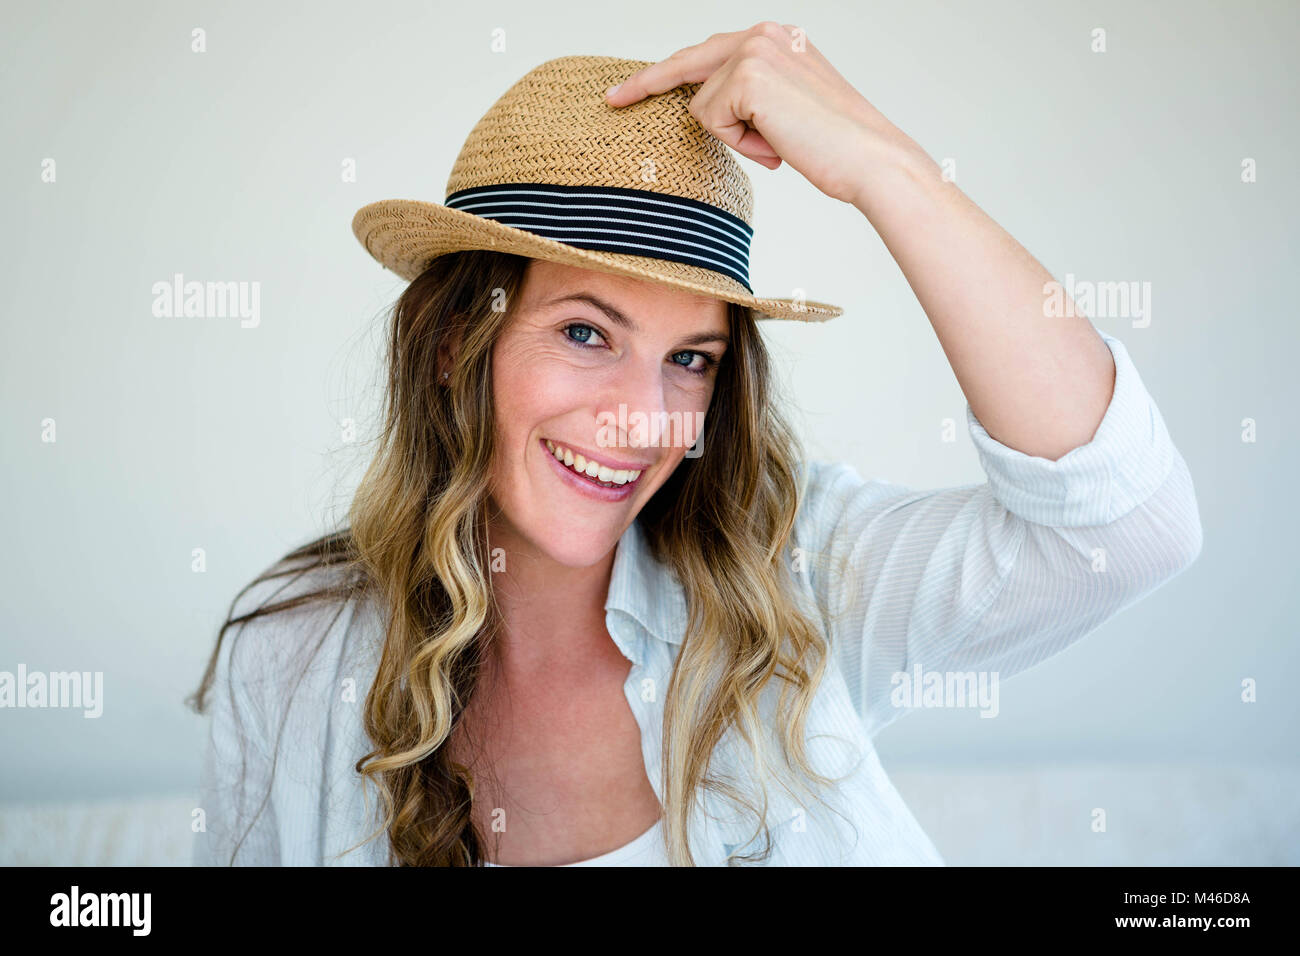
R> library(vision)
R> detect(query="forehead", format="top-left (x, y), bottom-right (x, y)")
top-left (519, 259), bottom-right (729, 329)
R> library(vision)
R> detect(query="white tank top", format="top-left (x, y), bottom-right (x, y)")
top-left (484, 819), bottom-right (669, 866)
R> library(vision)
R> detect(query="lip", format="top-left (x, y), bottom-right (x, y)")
top-left (539, 437), bottom-right (643, 502)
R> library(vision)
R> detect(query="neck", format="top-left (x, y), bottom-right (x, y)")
top-left (484, 518), bottom-right (620, 681)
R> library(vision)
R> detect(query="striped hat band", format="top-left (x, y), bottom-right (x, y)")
top-left (443, 182), bottom-right (755, 293)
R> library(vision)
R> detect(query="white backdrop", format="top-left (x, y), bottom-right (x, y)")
top-left (1, 0), bottom-right (1296, 863)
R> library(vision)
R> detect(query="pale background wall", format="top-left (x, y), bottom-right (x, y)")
top-left (1, 0), bottom-right (1295, 862)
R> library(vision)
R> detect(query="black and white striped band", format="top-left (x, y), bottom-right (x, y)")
top-left (444, 182), bottom-right (755, 292)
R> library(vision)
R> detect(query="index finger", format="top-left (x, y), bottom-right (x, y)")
top-left (605, 34), bottom-right (741, 107)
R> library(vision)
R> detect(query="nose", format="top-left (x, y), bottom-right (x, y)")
top-left (604, 353), bottom-right (670, 455)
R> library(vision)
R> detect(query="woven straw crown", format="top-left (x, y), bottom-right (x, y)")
top-left (351, 55), bottom-right (843, 321)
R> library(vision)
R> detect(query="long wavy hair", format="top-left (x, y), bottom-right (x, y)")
top-left (187, 248), bottom-right (847, 866)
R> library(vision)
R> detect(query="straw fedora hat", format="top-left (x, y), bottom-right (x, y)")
top-left (351, 55), bottom-right (843, 322)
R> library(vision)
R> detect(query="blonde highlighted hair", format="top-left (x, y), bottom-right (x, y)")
top-left (188, 249), bottom-right (846, 865)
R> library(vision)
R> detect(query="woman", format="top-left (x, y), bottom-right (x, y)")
top-left (189, 25), bottom-right (1202, 867)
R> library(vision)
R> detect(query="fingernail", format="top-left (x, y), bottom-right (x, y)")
top-left (606, 84), bottom-right (621, 98)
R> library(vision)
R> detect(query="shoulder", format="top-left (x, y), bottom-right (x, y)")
top-left (228, 553), bottom-right (362, 624)
top-left (791, 458), bottom-right (913, 534)
top-left (793, 457), bottom-right (906, 500)
top-left (788, 458), bottom-right (936, 585)
top-left (221, 554), bottom-right (369, 693)
top-left (793, 458), bottom-right (859, 501)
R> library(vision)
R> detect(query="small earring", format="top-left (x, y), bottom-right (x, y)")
top-left (442, 371), bottom-right (449, 380)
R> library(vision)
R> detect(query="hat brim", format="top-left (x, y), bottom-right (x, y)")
top-left (351, 199), bottom-right (843, 322)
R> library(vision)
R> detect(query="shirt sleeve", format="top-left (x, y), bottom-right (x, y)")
top-left (192, 613), bottom-right (282, 866)
top-left (791, 331), bottom-right (1203, 739)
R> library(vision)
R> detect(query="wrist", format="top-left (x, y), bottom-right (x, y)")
top-left (846, 132), bottom-right (944, 218)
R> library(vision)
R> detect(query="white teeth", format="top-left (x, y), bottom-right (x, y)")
top-left (544, 439), bottom-right (643, 486)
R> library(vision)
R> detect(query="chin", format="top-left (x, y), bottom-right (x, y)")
top-left (529, 518), bottom-right (626, 568)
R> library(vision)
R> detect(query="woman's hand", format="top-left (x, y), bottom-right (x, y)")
top-left (605, 20), bottom-right (933, 206)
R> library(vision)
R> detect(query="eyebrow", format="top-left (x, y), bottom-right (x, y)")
top-left (540, 292), bottom-right (731, 348)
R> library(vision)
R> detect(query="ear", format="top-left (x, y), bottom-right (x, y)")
top-left (436, 326), bottom-right (464, 385)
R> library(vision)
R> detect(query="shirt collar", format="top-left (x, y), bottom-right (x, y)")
top-left (604, 517), bottom-right (687, 655)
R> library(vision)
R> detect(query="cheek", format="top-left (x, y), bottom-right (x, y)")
top-left (490, 349), bottom-right (572, 465)
top-left (670, 384), bottom-right (714, 450)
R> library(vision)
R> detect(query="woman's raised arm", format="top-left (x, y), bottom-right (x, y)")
top-left (609, 20), bottom-right (1121, 460)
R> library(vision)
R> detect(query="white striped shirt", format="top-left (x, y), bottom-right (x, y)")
top-left (193, 330), bottom-right (1202, 866)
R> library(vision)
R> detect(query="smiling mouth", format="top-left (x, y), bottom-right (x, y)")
top-left (542, 438), bottom-right (645, 489)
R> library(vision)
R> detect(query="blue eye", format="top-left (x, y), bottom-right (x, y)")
top-left (564, 323), bottom-right (601, 346)
top-left (671, 351), bottom-right (716, 376)
top-left (561, 322), bottom-right (718, 377)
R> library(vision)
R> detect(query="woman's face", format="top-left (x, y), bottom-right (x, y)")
top-left (487, 259), bottom-right (730, 568)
